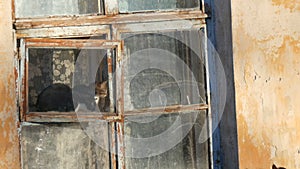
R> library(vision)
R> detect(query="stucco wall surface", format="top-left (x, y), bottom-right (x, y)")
top-left (0, 0), bottom-right (21, 169)
top-left (232, 0), bottom-right (300, 168)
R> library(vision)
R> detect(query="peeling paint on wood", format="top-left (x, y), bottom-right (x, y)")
top-left (16, 25), bottom-right (110, 38)
top-left (14, 11), bottom-right (207, 29)
top-left (25, 39), bottom-right (121, 49)
top-left (10, 2), bottom-right (213, 169)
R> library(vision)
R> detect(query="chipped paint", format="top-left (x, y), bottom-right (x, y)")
top-left (14, 11), bottom-right (207, 29)
top-left (0, 0), bottom-right (21, 168)
top-left (232, 0), bottom-right (300, 168)
top-left (272, 0), bottom-right (300, 12)
top-left (238, 114), bottom-right (271, 169)
top-left (16, 25), bottom-right (110, 38)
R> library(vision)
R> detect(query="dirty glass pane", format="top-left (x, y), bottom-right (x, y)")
top-left (15, 0), bottom-right (102, 18)
top-left (122, 31), bottom-right (206, 111)
top-left (28, 48), bottom-right (112, 112)
top-left (124, 111), bottom-right (209, 169)
top-left (119, 0), bottom-right (199, 13)
top-left (21, 123), bottom-right (110, 169)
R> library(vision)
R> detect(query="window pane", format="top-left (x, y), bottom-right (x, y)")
top-left (119, 0), bottom-right (199, 13)
top-left (15, 0), bottom-right (102, 18)
top-left (124, 111), bottom-right (209, 169)
top-left (21, 123), bottom-right (110, 169)
top-left (122, 31), bottom-right (206, 111)
top-left (28, 48), bottom-right (111, 112)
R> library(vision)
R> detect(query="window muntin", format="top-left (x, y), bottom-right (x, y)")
top-left (119, 0), bottom-right (200, 13)
top-left (15, 0), bottom-right (103, 19)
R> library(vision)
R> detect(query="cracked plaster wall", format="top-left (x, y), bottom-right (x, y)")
top-left (232, 0), bottom-right (300, 168)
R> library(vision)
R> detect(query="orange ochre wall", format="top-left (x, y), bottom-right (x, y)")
top-left (232, 0), bottom-right (300, 168)
top-left (0, 0), bottom-right (21, 169)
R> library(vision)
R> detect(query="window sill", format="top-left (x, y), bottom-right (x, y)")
top-left (14, 10), bottom-right (208, 30)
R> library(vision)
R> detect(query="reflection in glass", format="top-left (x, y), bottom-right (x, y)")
top-left (124, 111), bottom-right (209, 169)
top-left (119, 0), bottom-right (199, 13)
top-left (15, 0), bottom-right (101, 18)
top-left (122, 31), bottom-right (206, 111)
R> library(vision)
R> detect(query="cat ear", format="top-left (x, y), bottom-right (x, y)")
top-left (101, 81), bottom-right (108, 88)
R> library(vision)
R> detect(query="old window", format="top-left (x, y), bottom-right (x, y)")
top-left (14, 0), bottom-right (213, 169)
top-left (19, 38), bottom-right (121, 122)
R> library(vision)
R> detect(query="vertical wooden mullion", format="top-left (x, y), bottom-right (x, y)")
top-left (107, 25), bottom-right (117, 169)
top-left (19, 39), bottom-right (27, 121)
top-left (13, 31), bottom-right (19, 120)
top-left (111, 24), bottom-right (126, 169)
top-left (117, 41), bottom-right (125, 169)
top-left (109, 122), bottom-right (117, 169)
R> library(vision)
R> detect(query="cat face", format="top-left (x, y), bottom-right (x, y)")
top-left (95, 81), bottom-right (108, 98)
top-left (95, 81), bottom-right (109, 112)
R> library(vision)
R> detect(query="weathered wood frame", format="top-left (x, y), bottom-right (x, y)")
top-left (15, 11), bottom-right (207, 29)
top-left (19, 38), bottom-right (123, 123)
top-left (112, 23), bottom-right (211, 168)
top-left (14, 0), bottom-right (214, 169)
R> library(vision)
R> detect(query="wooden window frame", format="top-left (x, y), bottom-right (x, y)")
top-left (112, 22), bottom-right (210, 115)
top-left (14, 0), bottom-right (214, 169)
top-left (19, 38), bottom-right (123, 123)
top-left (111, 22), bottom-right (212, 168)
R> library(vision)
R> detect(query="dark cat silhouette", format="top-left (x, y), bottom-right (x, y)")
top-left (37, 82), bottom-right (108, 112)
top-left (37, 83), bottom-right (74, 112)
